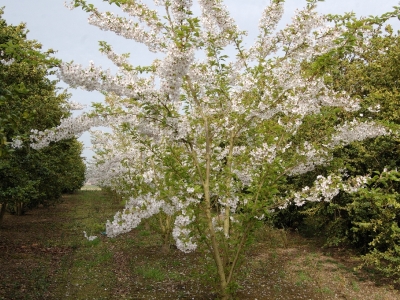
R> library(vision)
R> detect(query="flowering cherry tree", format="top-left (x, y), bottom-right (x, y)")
top-left (28, 0), bottom-right (395, 297)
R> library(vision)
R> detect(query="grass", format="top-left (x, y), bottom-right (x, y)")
top-left (1, 190), bottom-right (399, 299)
top-left (134, 265), bottom-right (166, 281)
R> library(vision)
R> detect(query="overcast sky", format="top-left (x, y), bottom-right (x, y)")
top-left (1, 0), bottom-right (399, 160)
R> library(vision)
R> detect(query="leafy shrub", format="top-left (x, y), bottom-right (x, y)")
top-left (351, 169), bottom-right (400, 280)
top-left (290, 169), bottom-right (400, 280)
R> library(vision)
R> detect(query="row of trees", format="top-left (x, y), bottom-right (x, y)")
top-left (0, 9), bottom-right (86, 222)
top-left (27, 0), bottom-right (400, 298)
top-left (276, 20), bottom-right (400, 280)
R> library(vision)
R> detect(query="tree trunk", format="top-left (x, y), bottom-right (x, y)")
top-left (0, 203), bottom-right (6, 224)
top-left (16, 202), bottom-right (23, 216)
top-left (161, 243), bottom-right (170, 254)
top-left (206, 201), bottom-right (230, 299)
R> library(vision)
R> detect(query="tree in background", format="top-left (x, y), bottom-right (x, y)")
top-left (0, 9), bottom-right (85, 221)
top-left (274, 16), bottom-right (400, 281)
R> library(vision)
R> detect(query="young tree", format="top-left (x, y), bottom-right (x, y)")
top-left (0, 9), bottom-right (85, 220)
top-left (30, 0), bottom-right (398, 297)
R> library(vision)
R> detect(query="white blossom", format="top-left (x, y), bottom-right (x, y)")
top-left (83, 231), bottom-right (98, 241)
top-left (11, 138), bottom-right (23, 149)
top-left (0, 58), bottom-right (15, 66)
top-left (173, 213), bottom-right (197, 253)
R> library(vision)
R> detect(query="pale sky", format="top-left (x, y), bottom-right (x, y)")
top-left (1, 0), bottom-right (399, 160)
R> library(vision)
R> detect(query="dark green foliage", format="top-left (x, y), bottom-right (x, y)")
top-left (0, 9), bottom-right (85, 218)
top-left (350, 170), bottom-right (400, 279)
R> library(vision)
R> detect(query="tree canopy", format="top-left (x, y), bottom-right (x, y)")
top-left (0, 9), bottom-right (85, 220)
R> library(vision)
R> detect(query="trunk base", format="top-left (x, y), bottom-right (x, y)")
top-left (161, 243), bottom-right (171, 254)
top-left (0, 203), bottom-right (6, 224)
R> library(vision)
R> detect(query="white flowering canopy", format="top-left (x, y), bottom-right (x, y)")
top-left (30, 0), bottom-right (391, 252)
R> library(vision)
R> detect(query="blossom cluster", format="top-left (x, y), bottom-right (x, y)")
top-left (30, 114), bottom-right (104, 150)
top-left (0, 57), bottom-right (15, 66)
top-left (0, 50), bottom-right (15, 66)
top-left (281, 173), bottom-right (370, 209)
top-left (65, 100), bottom-right (87, 110)
top-left (172, 213), bottom-right (197, 253)
top-left (106, 193), bottom-right (164, 237)
top-left (290, 120), bottom-right (390, 175)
